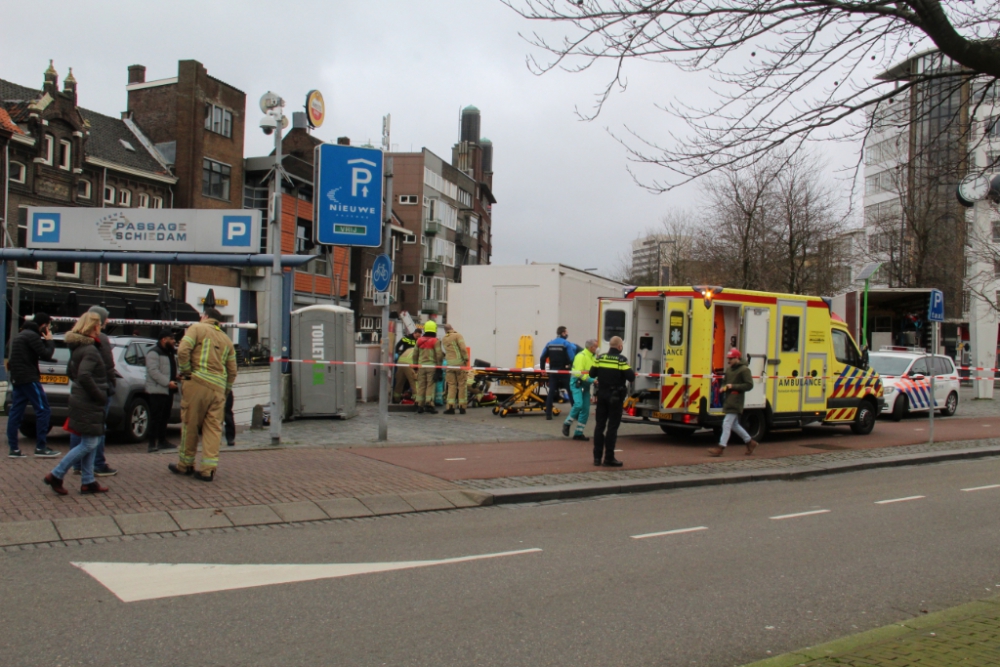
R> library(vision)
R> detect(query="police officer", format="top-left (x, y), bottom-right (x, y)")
top-left (539, 325), bottom-right (577, 420)
top-left (588, 336), bottom-right (634, 467)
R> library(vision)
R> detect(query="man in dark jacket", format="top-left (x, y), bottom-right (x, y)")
top-left (72, 306), bottom-right (117, 476)
top-left (707, 349), bottom-right (759, 457)
top-left (540, 326), bottom-right (577, 421)
top-left (7, 312), bottom-right (59, 458)
top-left (589, 336), bottom-right (635, 467)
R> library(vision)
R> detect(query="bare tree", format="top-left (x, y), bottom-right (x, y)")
top-left (503, 0), bottom-right (1000, 189)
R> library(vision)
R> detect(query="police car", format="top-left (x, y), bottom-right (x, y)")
top-left (867, 347), bottom-right (960, 421)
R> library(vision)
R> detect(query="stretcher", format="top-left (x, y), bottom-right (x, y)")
top-left (473, 368), bottom-right (560, 418)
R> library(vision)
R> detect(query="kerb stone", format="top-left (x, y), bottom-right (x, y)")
top-left (223, 505), bottom-right (283, 526)
top-left (0, 520), bottom-right (59, 546)
top-left (358, 494), bottom-right (416, 515)
top-left (114, 512), bottom-right (180, 535)
top-left (316, 498), bottom-right (373, 519)
top-left (269, 501), bottom-right (328, 523)
top-left (171, 509), bottom-right (233, 530)
top-left (53, 516), bottom-right (122, 541)
top-left (398, 492), bottom-right (455, 511)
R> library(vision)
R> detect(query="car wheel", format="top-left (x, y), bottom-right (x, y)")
top-left (941, 392), bottom-right (958, 417)
top-left (890, 395), bottom-right (908, 422)
top-left (124, 397), bottom-right (150, 443)
top-left (851, 401), bottom-right (877, 435)
top-left (740, 411), bottom-right (767, 442)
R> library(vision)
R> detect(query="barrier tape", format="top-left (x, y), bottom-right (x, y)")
top-left (45, 316), bottom-right (257, 330)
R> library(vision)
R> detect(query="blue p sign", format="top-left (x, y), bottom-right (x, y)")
top-left (222, 215), bottom-right (251, 247)
top-left (928, 289), bottom-right (945, 322)
top-left (31, 213), bottom-right (60, 243)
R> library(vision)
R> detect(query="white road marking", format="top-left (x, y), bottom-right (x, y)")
top-left (770, 509), bottom-right (830, 521)
top-left (73, 548), bottom-right (543, 603)
top-left (444, 458), bottom-right (466, 461)
top-left (962, 484), bottom-right (1000, 492)
top-left (914, 428), bottom-right (925, 431)
top-left (874, 495), bottom-right (925, 505)
top-left (631, 526), bottom-right (708, 540)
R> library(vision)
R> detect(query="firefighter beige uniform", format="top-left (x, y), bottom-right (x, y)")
top-left (415, 333), bottom-right (443, 407)
top-left (393, 347), bottom-right (417, 402)
top-left (442, 329), bottom-right (469, 409)
top-left (176, 318), bottom-right (237, 474)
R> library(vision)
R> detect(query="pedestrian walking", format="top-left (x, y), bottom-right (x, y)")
top-left (589, 336), bottom-right (635, 467)
top-left (414, 321), bottom-right (443, 414)
top-left (72, 306), bottom-right (117, 477)
top-left (168, 308), bottom-right (237, 481)
top-left (393, 345), bottom-right (417, 402)
top-left (441, 323), bottom-right (469, 415)
top-left (540, 326), bottom-right (577, 421)
top-left (6, 312), bottom-right (59, 458)
top-left (706, 349), bottom-right (759, 457)
top-left (145, 328), bottom-right (178, 453)
top-left (43, 313), bottom-right (110, 496)
top-left (563, 339), bottom-right (598, 440)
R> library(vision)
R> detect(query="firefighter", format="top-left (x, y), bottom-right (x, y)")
top-left (393, 344), bottom-right (417, 402)
top-left (415, 320), bottom-right (443, 414)
top-left (706, 349), bottom-right (759, 457)
top-left (588, 336), bottom-right (634, 467)
top-left (563, 338), bottom-right (598, 440)
top-left (168, 308), bottom-right (237, 481)
top-left (540, 326), bottom-right (577, 420)
top-left (441, 323), bottom-right (469, 414)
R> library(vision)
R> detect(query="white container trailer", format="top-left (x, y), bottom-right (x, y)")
top-left (448, 264), bottom-right (626, 367)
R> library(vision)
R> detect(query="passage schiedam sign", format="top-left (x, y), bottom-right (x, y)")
top-left (314, 143), bottom-right (383, 247)
top-left (27, 208), bottom-right (262, 253)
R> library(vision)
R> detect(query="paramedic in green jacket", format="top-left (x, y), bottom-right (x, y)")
top-left (707, 349), bottom-right (759, 457)
top-left (562, 339), bottom-right (598, 441)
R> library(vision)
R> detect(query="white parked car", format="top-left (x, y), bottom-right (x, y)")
top-left (867, 349), bottom-right (960, 420)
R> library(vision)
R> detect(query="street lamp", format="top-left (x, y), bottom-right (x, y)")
top-left (260, 91), bottom-right (288, 445)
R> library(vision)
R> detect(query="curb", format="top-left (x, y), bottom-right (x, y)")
top-left (485, 443), bottom-right (1000, 505)
top-left (740, 595), bottom-right (1000, 666)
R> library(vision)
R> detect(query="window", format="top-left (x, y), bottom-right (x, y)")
top-left (603, 310), bottom-right (626, 342)
top-left (204, 104), bottom-right (233, 138)
top-left (832, 329), bottom-right (863, 368)
top-left (864, 136), bottom-right (905, 165)
top-left (781, 316), bottom-right (800, 352)
top-left (9, 161), bottom-right (25, 184)
top-left (104, 185), bottom-right (116, 205)
top-left (56, 261), bottom-right (79, 278)
top-left (136, 264), bottom-right (154, 283)
top-left (424, 276), bottom-right (447, 302)
top-left (76, 180), bottom-right (91, 199)
top-left (58, 139), bottom-right (71, 170)
top-left (401, 274), bottom-right (415, 284)
top-left (432, 237), bottom-right (457, 267)
top-left (16, 208), bottom-right (40, 273)
top-left (933, 357), bottom-right (955, 376)
top-left (137, 193), bottom-right (149, 208)
top-left (119, 139), bottom-right (136, 152)
top-left (994, 258), bottom-right (1000, 278)
top-left (427, 198), bottom-right (457, 230)
top-left (864, 170), bottom-right (896, 195)
top-left (398, 195), bottom-right (418, 205)
top-left (987, 116), bottom-right (1000, 139)
top-left (909, 358), bottom-right (929, 376)
top-left (202, 158), bottom-right (231, 200)
top-left (470, 215), bottom-right (479, 238)
top-left (42, 134), bottom-right (54, 164)
top-left (458, 189), bottom-right (472, 207)
top-left (118, 189), bottom-right (132, 207)
top-left (423, 167), bottom-right (458, 199)
top-left (107, 263), bottom-right (127, 283)
top-left (124, 342), bottom-right (155, 366)
top-left (151, 196), bottom-right (163, 209)
top-left (403, 233), bottom-right (416, 244)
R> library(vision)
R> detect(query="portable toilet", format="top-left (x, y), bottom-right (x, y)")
top-left (290, 305), bottom-right (357, 419)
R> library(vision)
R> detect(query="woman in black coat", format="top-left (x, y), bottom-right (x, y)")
top-left (43, 312), bottom-right (110, 495)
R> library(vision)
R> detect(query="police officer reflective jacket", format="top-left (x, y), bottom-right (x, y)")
top-left (588, 351), bottom-right (636, 400)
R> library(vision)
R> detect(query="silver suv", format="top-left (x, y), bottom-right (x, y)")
top-left (4, 335), bottom-right (180, 443)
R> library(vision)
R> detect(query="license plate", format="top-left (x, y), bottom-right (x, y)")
top-left (40, 375), bottom-right (68, 384)
top-left (653, 411), bottom-right (674, 420)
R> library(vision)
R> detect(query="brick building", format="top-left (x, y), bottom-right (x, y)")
top-left (125, 60), bottom-right (248, 328)
top-left (1, 62), bottom-right (196, 326)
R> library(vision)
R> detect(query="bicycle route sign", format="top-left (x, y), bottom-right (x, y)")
top-left (372, 253), bottom-right (392, 293)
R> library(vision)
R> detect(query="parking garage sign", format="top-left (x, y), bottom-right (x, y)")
top-left (928, 289), bottom-right (944, 322)
top-left (314, 143), bottom-right (383, 247)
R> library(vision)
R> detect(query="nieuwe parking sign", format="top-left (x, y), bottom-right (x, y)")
top-left (314, 143), bottom-right (384, 247)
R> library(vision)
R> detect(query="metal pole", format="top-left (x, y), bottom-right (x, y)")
top-left (377, 156), bottom-right (393, 441)
top-left (269, 114), bottom-right (284, 445)
top-left (862, 278), bottom-right (870, 350)
top-left (929, 321), bottom-right (937, 444)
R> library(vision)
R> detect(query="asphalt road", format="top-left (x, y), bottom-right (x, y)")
top-left (4, 458), bottom-right (1000, 666)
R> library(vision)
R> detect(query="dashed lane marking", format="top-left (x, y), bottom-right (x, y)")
top-left (874, 495), bottom-right (926, 505)
top-left (962, 484), bottom-right (1000, 492)
top-left (445, 458), bottom-right (466, 461)
top-left (631, 526), bottom-right (708, 540)
top-left (73, 548), bottom-right (543, 603)
top-left (770, 509), bottom-right (831, 521)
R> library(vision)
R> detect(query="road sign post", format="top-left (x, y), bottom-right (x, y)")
top-left (928, 289), bottom-right (944, 444)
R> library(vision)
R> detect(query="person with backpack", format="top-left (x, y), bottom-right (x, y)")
top-left (7, 312), bottom-right (59, 458)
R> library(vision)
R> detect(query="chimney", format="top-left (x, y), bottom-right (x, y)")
top-left (63, 68), bottom-right (77, 104)
top-left (336, 136), bottom-right (351, 146)
top-left (43, 60), bottom-right (58, 95)
top-left (128, 64), bottom-right (146, 84)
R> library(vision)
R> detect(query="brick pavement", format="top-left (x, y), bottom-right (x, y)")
top-left (744, 595), bottom-right (1000, 666)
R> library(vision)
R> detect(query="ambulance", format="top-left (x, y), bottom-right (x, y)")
top-left (598, 286), bottom-right (884, 440)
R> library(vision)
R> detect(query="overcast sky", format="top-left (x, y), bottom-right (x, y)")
top-left (5, 0), bottom-right (868, 275)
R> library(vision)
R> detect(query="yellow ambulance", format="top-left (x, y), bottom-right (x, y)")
top-left (598, 286), bottom-right (884, 440)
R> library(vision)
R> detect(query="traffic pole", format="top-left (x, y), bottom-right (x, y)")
top-left (377, 156), bottom-right (393, 441)
top-left (929, 321), bottom-right (937, 444)
top-left (269, 109), bottom-right (284, 446)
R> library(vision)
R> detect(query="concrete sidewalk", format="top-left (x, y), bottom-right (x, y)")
top-left (743, 595), bottom-right (1000, 666)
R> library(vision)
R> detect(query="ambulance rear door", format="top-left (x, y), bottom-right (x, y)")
top-left (598, 299), bottom-right (633, 362)
top-left (742, 306), bottom-right (769, 410)
top-left (658, 298), bottom-right (691, 413)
